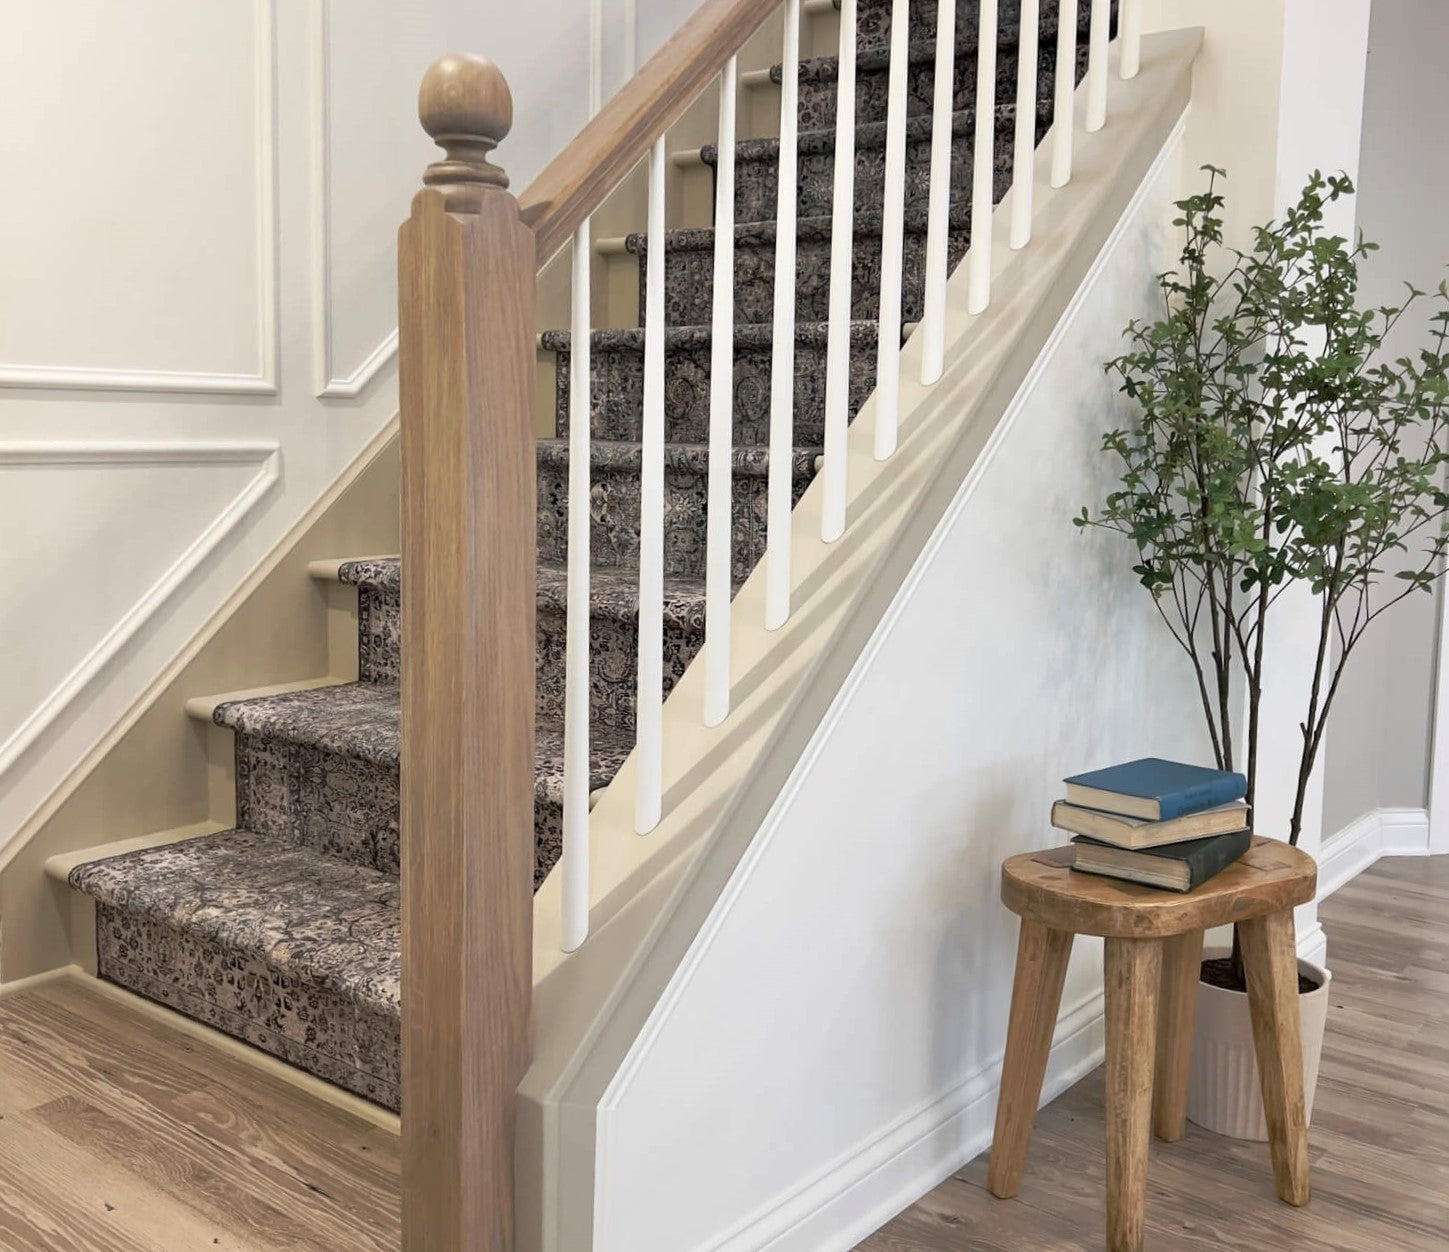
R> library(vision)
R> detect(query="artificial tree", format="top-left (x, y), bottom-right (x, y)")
top-left (1079, 167), bottom-right (1449, 986)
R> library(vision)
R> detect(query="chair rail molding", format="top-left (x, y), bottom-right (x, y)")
top-left (0, 439), bottom-right (282, 778)
top-left (308, 0), bottom-right (402, 400)
top-left (0, 0), bottom-right (279, 396)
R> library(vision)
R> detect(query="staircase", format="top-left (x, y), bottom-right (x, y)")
top-left (62, 0), bottom-right (1103, 1114)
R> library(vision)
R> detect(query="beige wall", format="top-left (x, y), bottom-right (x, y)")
top-left (1321, 0), bottom-right (1449, 834)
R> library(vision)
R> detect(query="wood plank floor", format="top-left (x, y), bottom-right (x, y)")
top-left (0, 856), bottom-right (1442, 1250)
top-left (856, 855), bottom-right (1449, 1251)
top-left (0, 978), bottom-right (400, 1250)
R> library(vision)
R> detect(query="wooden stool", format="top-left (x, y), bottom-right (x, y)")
top-left (986, 836), bottom-right (1317, 1252)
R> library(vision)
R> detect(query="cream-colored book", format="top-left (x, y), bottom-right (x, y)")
top-left (1050, 798), bottom-right (1250, 850)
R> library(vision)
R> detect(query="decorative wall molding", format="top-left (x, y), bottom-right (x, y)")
top-left (0, 1), bottom-right (279, 396)
top-left (1317, 806), bottom-right (1432, 899)
top-left (308, 0), bottom-right (398, 400)
top-left (0, 439), bottom-right (282, 777)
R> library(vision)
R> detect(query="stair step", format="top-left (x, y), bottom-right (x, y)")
top-left (68, 828), bottom-right (403, 1110)
top-left (209, 681), bottom-right (633, 882)
top-left (703, 98), bottom-right (1054, 225)
top-left (543, 321), bottom-right (879, 448)
top-left (774, 31), bottom-right (1087, 132)
top-left (536, 437), bottom-right (818, 582)
top-left (616, 213), bottom-right (971, 326)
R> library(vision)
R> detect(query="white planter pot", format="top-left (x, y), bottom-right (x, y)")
top-left (1186, 944), bottom-right (1332, 1141)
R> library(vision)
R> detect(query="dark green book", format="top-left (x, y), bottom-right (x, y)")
top-left (1069, 829), bottom-right (1252, 892)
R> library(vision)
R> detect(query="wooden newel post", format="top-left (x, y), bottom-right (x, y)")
top-left (398, 52), bottom-right (536, 1252)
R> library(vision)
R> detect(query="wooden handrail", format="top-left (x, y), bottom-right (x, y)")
top-left (397, 52), bottom-right (536, 1252)
top-left (519, 0), bottom-right (779, 260)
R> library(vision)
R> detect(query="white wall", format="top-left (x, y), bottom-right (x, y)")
top-left (0, 0), bottom-right (644, 848)
top-left (1322, 0), bottom-right (1449, 837)
top-left (589, 134), bottom-right (1203, 1252)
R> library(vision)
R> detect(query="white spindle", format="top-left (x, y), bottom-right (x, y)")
top-left (1119, 0), bottom-right (1142, 79)
top-left (967, 0), bottom-right (998, 314)
top-left (562, 222), bottom-right (592, 953)
top-left (821, 0), bottom-right (857, 542)
top-left (1086, 0), bottom-right (1109, 131)
top-left (765, 0), bottom-right (800, 629)
top-left (636, 138), bottom-right (666, 834)
top-left (1009, 0), bottom-right (1040, 249)
top-left (874, 0), bottom-right (910, 460)
top-left (1051, 0), bottom-right (1078, 187)
top-left (919, 0), bottom-right (956, 386)
top-left (705, 59), bottom-right (737, 726)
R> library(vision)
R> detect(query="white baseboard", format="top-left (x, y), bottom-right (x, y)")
top-left (1317, 806), bottom-right (1431, 900)
top-left (720, 989), bottom-right (1105, 1252)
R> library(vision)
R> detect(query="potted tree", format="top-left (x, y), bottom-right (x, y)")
top-left (1080, 167), bottom-right (1449, 1138)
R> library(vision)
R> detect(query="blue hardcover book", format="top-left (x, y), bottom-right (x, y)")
top-left (1063, 758), bottom-right (1247, 821)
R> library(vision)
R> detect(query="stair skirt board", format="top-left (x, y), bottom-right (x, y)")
top-left (64, 0), bottom-right (1099, 1108)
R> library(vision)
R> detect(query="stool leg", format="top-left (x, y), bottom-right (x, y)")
top-left (1104, 937), bottom-right (1162, 1252)
top-left (987, 920), bottom-right (1073, 1199)
top-left (1240, 909), bottom-right (1311, 1206)
top-left (1153, 929), bottom-right (1204, 1142)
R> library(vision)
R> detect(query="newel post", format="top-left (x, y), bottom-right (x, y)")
top-left (398, 53), bottom-right (536, 1251)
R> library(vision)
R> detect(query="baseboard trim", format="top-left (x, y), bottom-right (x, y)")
top-left (708, 988), bottom-right (1105, 1252)
top-left (1317, 807), bottom-right (1431, 900)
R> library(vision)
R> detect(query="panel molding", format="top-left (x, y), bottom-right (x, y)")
top-left (0, 1), bottom-right (279, 396)
top-left (0, 439), bottom-right (282, 776)
top-left (308, 0), bottom-right (398, 400)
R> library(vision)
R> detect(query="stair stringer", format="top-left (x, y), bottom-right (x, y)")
top-left (518, 30), bottom-right (1201, 1252)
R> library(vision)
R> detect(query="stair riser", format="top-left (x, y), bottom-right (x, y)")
top-left (536, 599), bottom-right (705, 734)
top-left (237, 732), bottom-right (400, 878)
top-left (236, 731), bottom-right (570, 886)
top-left (641, 227), bottom-right (970, 326)
top-left (353, 586), bottom-right (707, 737)
top-left (552, 334), bottom-right (875, 446)
top-left (94, 904), bottom-right (401, 1110)
top-left (729, 109), bottom-right (1037, 225)
top-left (537, 452), bottom-right (816, 582)
top-left (358, 584), bottom-right (399, 685)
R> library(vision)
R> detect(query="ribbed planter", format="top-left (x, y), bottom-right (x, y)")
top-left (1187, 944), bottom-right (1332, 1141)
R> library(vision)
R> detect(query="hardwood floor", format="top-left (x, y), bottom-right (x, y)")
top-left (857, 855), bottom-right (1449, 1251)
top-left (0, 856), bottom-right (1442, 1250)
top-left (0, 978), bottom-right (400, 1250)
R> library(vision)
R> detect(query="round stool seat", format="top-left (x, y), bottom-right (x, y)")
top-left (1001, 836), bottom-right (1317, 939)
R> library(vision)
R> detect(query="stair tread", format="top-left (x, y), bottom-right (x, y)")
top-left (323, 555), bottom-right (713, 618)
top-left (536, 437), bottom-right (820, 476)
top-left (621, 209), bottom-right (972, 252)
top-left (69, 829), bottom-right (402, 1017)
top-left (213, 677), bottom-right (641, 777)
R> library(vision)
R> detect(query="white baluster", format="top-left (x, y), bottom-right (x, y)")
top-left (705, 59), bottom-right (737, 726)
top-left (636, 138), bottom-right (666, 834)
top-left (562, 222), bottom-right (592, 953)
top-left (874, 0), bottom-right (910, 460)
top-left (1009, 0), bottom-right (1040, 249)
top-left (766, 0), bottom-right (800, 629)
top-left (1051, 0), bottom-right (1078, 187)
top-left (1119, 0), bottom-right (1142, 79)
top-left (821, 0), bottom-right (857, 542)
top-left (919, 0), bottom-right (956, 386)
top-left (967, 0), bottom-right (998, 314)
top-left (1086, 0), bottom-right (1109, 131)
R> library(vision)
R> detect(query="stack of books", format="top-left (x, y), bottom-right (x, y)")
top-left (1052, 757), bottom-right (1251, 892)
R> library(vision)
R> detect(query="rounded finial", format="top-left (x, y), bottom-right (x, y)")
top-left (418, 53), bottom-right (513, 193)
